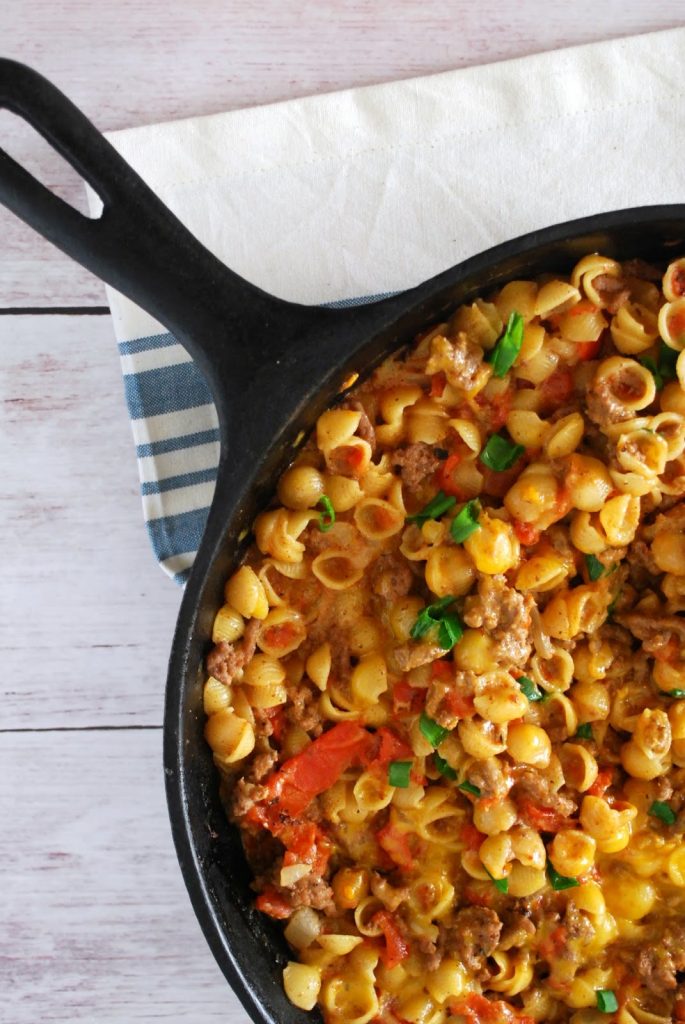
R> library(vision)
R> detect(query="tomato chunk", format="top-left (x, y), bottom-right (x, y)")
top-left (373, 910), bottom-right (410, 969)
top-left (517, 797), bottom-right (568, 833)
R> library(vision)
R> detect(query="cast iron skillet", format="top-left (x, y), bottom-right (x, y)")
top-left (2, 57), bottom-right (685, 1024)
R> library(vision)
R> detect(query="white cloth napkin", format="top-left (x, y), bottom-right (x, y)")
top-left (91, 27), bottom-right (685, 583)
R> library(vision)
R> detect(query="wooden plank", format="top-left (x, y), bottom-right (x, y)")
top-left (0, 314), bottom-right (181, 729)
top-left (0, 0), bottom-right (681, 306)
top-left (0, 729), bottom-right (245, 1023)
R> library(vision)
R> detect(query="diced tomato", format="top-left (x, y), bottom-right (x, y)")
top-left (517, 797), bottom-right (568, 833)
top-left (261, 621), bottom-right (299, 651)
top-left (281, 822), bottom-right (332, 875)
top-left (513, 520), bottom-right (540, 546)
top-left (443, 689), bottom-right (475, 719)
top-left (587, 767), bottom-right (613, 797)
top-left (374, 727), bottom-right (414, 766)
top-left (392, 679), bottom-right (426, 716)
top-left (372, 910), bottom-right (410, 969)
top-left (460, 822), bottom-right (486, 851)
top-left (674, 997), bottom-right (685, 1022)
top-left (574, 339), bottom-right (602, 360)
top-left (431, 659), bottom-right (453, 681)
top-left (539, 924), bottom-right (568, 960)
top-left (463, 883), bottom-right (494, 907)
top-left (488, 388), bottom-right (513, 430)
top-left (568, 299), bottom-right (599, 317)
top-left (430, 371), bottom-right (447, 397)
top-left (450, 993), bottom-right (534, 1024)
top-left (376, 823), bottom-right (416, 870)
top-left (436, 453), bottom-right (465, 497)
top-left (255, 887), bottom-right (292, 919)
top-left (541, 368), bottom-right (574, 406)
top-left (259, 722), bottom-right (373, 820)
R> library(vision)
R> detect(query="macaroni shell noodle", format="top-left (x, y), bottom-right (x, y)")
top-left (202, 254), bottom-right (685, 1023)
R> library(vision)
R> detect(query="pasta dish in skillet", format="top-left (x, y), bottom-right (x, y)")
top-left (203, 254), bottom-right (685, 1024)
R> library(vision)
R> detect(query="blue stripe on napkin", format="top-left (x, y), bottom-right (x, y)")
top-left (118, 294), bottom-right (392, 585)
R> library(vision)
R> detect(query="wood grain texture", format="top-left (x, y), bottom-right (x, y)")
top-left (0, 729), bottom-right (244, 1023)
top-left (0, 314), bottom-right (180, 729)
top-left (0, 0), bottom-right (682, 305)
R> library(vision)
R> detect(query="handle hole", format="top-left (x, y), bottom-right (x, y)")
top-left (0, 109), bottom-right (103, 219)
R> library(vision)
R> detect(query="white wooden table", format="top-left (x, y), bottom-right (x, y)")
top-left (1, 3), bottom-right (682, 1021)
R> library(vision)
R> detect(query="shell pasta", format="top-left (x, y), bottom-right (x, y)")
top-left (205, 255), bottom-right (685, 1024)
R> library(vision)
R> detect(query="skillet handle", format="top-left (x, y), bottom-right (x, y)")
top-left (0, 59), bottom-right (331, 386)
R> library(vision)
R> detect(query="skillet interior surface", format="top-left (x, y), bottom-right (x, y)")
top-left (168, 213), bottom-right (685, 1024)
top-left (2, 55), bottom-right (685, 1024)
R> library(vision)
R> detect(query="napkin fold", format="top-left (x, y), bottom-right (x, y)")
top-left (91, 27), bottom-right (685, 583)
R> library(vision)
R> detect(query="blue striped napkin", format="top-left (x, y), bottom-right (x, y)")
top-left (93, 28), bottom-right (684, 583)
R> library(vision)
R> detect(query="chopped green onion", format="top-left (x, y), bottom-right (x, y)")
top-left (438, 614), bottom-right (464, 651)
top-left (585, 553), bottom-right (606, 581)
top-left (639, 356), bottom-right (663, 390)
top-left (406, 489), bottom-right (456, 525)
top-left (640, 343), bottom-right (678, 390)
top-left (546, 860), bottom-right (579, 891)
top-left (484, 866), bottom-right (509, 893)
top-left (434, 753), bottom-right (457, 781)
top-left (479, 433), bottom-right (525, 472)
top-left (574, 723), bottom-right (593, 740)
top-left (607, 589), bottom-right (621, 618)
top-left (450, 500), bottom-right (481, 543)
top-left (389, 760), bottom-right (413, 788)
top-left (518, 675), bottom-right (543, 702)
top-left (665, 689), bottom-right (685, 698)
top-left (649, 800), bottom-right (677, 825)
top-left (411, 596), bottom-right (463, 651)
top-left (458, 779), bottom-right (481, 797)
top-left (596, 990), bottom-right (618, 1014)
top-left (410, 595), bottom-right (455, 639)
top-left (419, 711), bottom-right (449, 748)
top-left (487, 311), bottom-right (525, 377)
top-left (660, 343), bottom-right (679, 382)
top-left (317, 495), bottom-right (335, 532)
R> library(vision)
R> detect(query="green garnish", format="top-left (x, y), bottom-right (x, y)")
top-left (479, 433), bottom-right (525, 472)
top-left (450, 500), bottom-right (481, 543)
top-left (419, 711), bottom-right (450, 748)
top-left (389, 760), bottom-right (413, 788)
top-left (438, 614), bottom-right (464, 651)
top-left (665, 689), bottom-right (685, 698)
top-left (640, 342), bottom-right (678, 390)
top-left (406, 489), bottom-right (456, 525)
top-left (607, 589), bottom-right (621, 618)
top-left (518, 675), bottom-right (544, 702)
top-left (487, 311), bottom-right (525, 377)
top-left (575, 723), bottom-right (593, 740)
top-left (484, 866), bottom-right (509, 893)
top-left (596, 990), bottom-right (618, 1014)
top-left (546, 860), bottom-right (579, 891)
top-left (585, 554), bottom-right (607, 581)
top-left (317, 495), bottom-right (335, 532)
top-left (434, 753), bottom-right (458, 781)
top-left (411, 596), bottom-right (464, 651)
top-left (649, 800), bottom-right (677, 825)
top-left (458, 779), bottom-right (482, 797)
